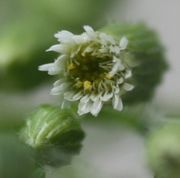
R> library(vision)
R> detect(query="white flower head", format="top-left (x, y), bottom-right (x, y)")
top-left (39, 25), bottom-right (134, 116)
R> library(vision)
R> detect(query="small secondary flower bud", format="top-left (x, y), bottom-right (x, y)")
top-left (147, 122), bottom-right (180, 178)
top-left (20, 105), bottom-right (85, 167)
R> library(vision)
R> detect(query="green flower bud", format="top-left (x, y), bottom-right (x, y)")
top-left (101, 23), bottom-right (168, 104)
top-left (147, 122), bottom-right (180, 178)
top-left (20, 105), bottom-right (85, 167)
top-left (0, 132), bottom-right (44, 178)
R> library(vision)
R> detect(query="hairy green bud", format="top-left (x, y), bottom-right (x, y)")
top-left (20, 105), bottom-right (85, 167)
top-left (147, 121), bottom-right (180, 178)
top-left (101, 23), bottom-right (168, 104)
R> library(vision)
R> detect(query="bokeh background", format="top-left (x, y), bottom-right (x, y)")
top-left (0, 0), bottom-right (179, 178)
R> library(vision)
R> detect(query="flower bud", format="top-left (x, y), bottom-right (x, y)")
top-left (101, 23), bottom-right (168, 104)
top-left (20, 105), bottom-right (85, 167)
top-left (147, 121), bottom-right (180, 178)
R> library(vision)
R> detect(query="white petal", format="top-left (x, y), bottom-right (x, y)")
top-left (54, 55), bottom-right (66, 67)
top-left (124, 70), bottom-right (132, 79)
top-left (119, 37), bottom-right (128, 50)
top-left (73, 33), bottom-right (89, 43)
top-left (83, 25), bottom-right (94, 34)
top-left (90, 99), bottom-right (103, 116)
top-left (78, 99), bottom-right (92, 115)
top-left (48, 65), bottom-right (61, 75)
top-left (112, 94), bottom-right (123, 111)
top-left (118, 63), bottom-right (125, 71)
top-left (80, 95), bottom-right (90, 103)
top-left (54, 30), bottom-right (74, 43)
top-left (44, 55), bottom-right (66, 75)
top-left (101, 92), bottom-right (113, 101)
top-left (114, 86), bottom-right (120, 94)
top-left (109, 58), bottom-right (125, 77)
top-left (117, 77), bottom-right (124, 84)
top-left (53, 79), bottom-right (65, 87)
top-left (113, 56), bottom-right (124, 68)
top-left (38, 63), bottom-right (60, 75)
top-left (46, 44), bottom-right (62, 53)
top-left (110, 45), bottom-right (120, 54)
top-left (99, 33), bottom-right (115, 44)
top-left (73, 35), bottom-right (84, 43)
top-left (113, 56), bottom-right (125, 70)
top-left (51, 83), bottom-right (69, 95)
top-left (123, 83), bottom-right (134, 91)
top-left (90, 93), bottom-right (101, 102)
top-left (64, 91), bottom-right (82, 101)
top-left (109, 63), bottom-right (119, 76)
top-left (83, 25), bottom-right (96, 38)
top-left (72, 92), bottom-right (82, 100)
top-left (64, 91), bottom-right (75, 101)
top-left (56, 54), bottom-right (67, 61)
top-left (38, 63), bottom-right (54, 71)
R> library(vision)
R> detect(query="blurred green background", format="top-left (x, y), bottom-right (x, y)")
top-left (0, 0), bottom-right (180, 178)
top-left (0, 0), bottom-right (114, 91)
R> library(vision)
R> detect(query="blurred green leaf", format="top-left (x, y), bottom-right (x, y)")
top-left (0, 132), bottom-right (44, 178)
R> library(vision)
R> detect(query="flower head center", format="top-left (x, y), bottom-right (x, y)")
top-left (39, 25), bottom-right (134, 116)
top-left (67, 54), bottom-right (112, 89)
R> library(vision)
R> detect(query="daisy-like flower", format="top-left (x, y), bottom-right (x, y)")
top-left (39, 26), bottom-right (134, 116)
